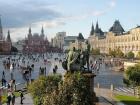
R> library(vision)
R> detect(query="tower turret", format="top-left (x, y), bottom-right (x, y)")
top-left (90, 22), bottom-right (94, 36)
top-left (6, 30), bottom-right (11, 42)
top-left (28, 27), bottom-right (32, 39)
top-left (95, 21), bottom-right (99, 33)
top-left (41, 26), bottom-right (44, 34)
top-left (93, 21), bottom-right (104, 37)
top-left (0, 16), bottom-right (3, 40)
top-left (40, 26), bottom-right (45, 39)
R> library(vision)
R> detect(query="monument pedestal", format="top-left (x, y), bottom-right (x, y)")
top-left (83, 72), bottom-right (96, 104)
top-left (83, 72), bottom-right (96, 92)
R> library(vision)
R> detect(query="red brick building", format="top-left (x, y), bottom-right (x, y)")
top-left (23, 27), bottom-right (50, 54)
top-left (0, 18), bottom-right (12, 54)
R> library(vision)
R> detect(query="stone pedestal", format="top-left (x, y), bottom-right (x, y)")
top-left (83, 73), bottom-right (96, 93)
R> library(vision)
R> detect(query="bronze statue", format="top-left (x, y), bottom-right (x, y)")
top-left (85, 40), bottom-right (90, 71)
top-left (67, 47), bottom-right (79, 71)
top-left (62, 46), bottom-right (89, 72)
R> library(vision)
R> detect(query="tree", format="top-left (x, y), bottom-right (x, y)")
top-left (126, 51), bottom-right (134, 59)
top-left (28, 76), bottom-right (47, 105)
top-left (44, 72), bottom-right (93, 105)
top-left (108, 48), bottom-right (124, 58)
top-left (29, 73), bottom-right (94, 105)
top-left (28, 75), bottom-right (62, 105)
top-left (109, 48), bottom-right (116, 57)
top-left (137, 51), bottom-right (140, 59)
top-left (92, 48), bottom-right (100, 55)
top-left (116, 48), bottom-right (124, 58)
top-left (124, 64), bottom-right (140, 97)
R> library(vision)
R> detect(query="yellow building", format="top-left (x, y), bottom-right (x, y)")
top-left (88, 20), bottom-right (140, 56)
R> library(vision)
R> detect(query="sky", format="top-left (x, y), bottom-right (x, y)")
top-left (0, 0), bottom-right (139, 42)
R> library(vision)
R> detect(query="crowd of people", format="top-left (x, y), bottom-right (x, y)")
top-left (89, 57), bottom-right (124, 73)
top-left (0, 52), bottom-right (65, 104)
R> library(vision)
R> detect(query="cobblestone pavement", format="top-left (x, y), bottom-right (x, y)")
top-left (3, 94), bottom-right (33, 105)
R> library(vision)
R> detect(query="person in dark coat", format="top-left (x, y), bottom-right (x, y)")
top-left (11, 93), bottom-right (15, 105)
top-left (7, 93), bottom-right (11, 105)
top-left (20, 91), bottom-right (24, 104)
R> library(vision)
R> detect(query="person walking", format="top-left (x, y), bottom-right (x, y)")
top-left (10, 64), bottom-right (14, 80)
top-left (2, 70), bottom-right (6, 87)
top-left (11, 93), bottom-right (15, 105)
top-left (7, 93), bottom-right (11, 105)
top-left (2, 71), bottom-right (5, 79)
top-left (20, 91), bottom-right (24, 104)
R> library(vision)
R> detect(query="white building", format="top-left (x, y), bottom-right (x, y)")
top-left (63, 36), bottom-right (78, 51)
top-left (51, 32), bottom-right (66, 50)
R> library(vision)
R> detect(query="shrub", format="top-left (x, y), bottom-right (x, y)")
top-left (28, 75), bottom-right (62, 105)
top-left (44, 72), bottom-right (93, 105)
top-left (126, 51), bottom-right (134, 59)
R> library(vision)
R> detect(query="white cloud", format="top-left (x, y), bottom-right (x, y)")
top-left (7, 19), bottom-right (66, 42)
top-left (58, 0), bottom-right (117, 20)
top-left (2, 0), bottom-right (117, 42)
top-left (109, 0), bottom-right (116, 8)
top-left (0, 0), bottom-right (62, 28)
top-left (90, 0), bottom-right (116, 17)
top-left (32, 20), bottom-right (66, 28)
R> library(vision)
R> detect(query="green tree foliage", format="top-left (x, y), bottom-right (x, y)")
top-left (92, 48), bottom-right (100, 55)
top-left (124, 64), bottom-right (140, 97)
top-left (116, 48), bottom-right (124, 58)
top-left (126, 51), bottom-right (134, 59)
top-left (137, 51), bottom-right (140, 59)
top-left (125, 64), bottom-right (140, 86)
top-left (44, 72), bottom-right (93, 105)
top-left (29, 73), bottom-right (94, 105)
top-left (109, 48), bottom-right (124, 58)
top-left (109, 48), bottom-right (116, 57)
top-left (28, 75), bottom-right (62, 105)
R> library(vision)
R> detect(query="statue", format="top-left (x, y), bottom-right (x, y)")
top-left (62, 47), bottom-right (88, 72)
top-left (85, 40), bottom-right (91, 71)
top-left (67, 47), bottom-right (79, 71)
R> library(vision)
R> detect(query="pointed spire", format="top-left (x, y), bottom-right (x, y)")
top-left (29, 27), bottom-right (31, 34)
top-left (28, 27), bottom-right (32, 40)
top-left (7, 30), bottom-right (11, 42)
top-left (41, 26), bottom-right (44, 34)
top-left (0, 15), bottom-right (3, 40)
top-left (41, 26), bottom-right (45, 39)
top-left (95, 20), bottom-right (99, 31)
top-left (95, 20), bottom-right (100, 33)
top-left (90, 22), bottom-right (94, 36)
